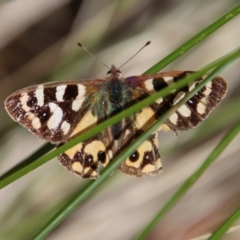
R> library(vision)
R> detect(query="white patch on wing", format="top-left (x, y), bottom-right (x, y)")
top-left (178, 104), bottom-right (191, 117)
top-left (173, 91), bottom-right (185, 105)
top-left (155, 98), bottom-right (163, 104)
top-left (61, 120), bottom-right (71, 135)
top-left (203, 81), bottom-right (212, 96)
top-left (163, 76), bottom-right (174, 85)
top-left (20, 93), bottom-right (30, 112)
top-left (188, 82), bottom-right (196, 91)
top-left (72, 98), bottom-right (85, 111)
top-left (71, 84), bottom-right (86, 111)
top-left (56, 85), bottom-right (67, 101)
top-left (197, 102), bottom-right (206, 114)
top-left (47, 102), bottom-right (63, 129)
top-left (169, 112), bottom-right (178, 125)
top-left (32, 117), bottom-right (41, 129)
top-left (35, 85), bottom-right (44, 107)
top-left (144, 79), bottom-right (154, 91)
top-left (77, 84), bottom-right (86, 98)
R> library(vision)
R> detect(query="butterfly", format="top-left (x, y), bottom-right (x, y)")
top-left (5, 59), bottom-right (227, 179)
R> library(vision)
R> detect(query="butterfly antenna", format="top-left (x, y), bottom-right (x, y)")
top-left (77, 42), bottom-right (110, 70)
top-left (118, 41), bottom-right (151, 70)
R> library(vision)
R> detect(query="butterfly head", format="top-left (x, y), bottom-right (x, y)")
top-left (107, 65), bottom-right (122, 79)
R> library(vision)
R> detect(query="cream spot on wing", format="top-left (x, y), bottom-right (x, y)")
top-left (70, 111), bottom-right (97, 137)
top-left (56, 85), bottom-right (67, 101)
top-left (155, 98), bottom-right (163, 104)
top-left (200, 97), bottom-right (208, 104)
top-left (84, 140), bottom-right (105, 163)
top-left (71, 84), bottom-right (86, 111)
top-left (135, 107), bottom-right (155, 131)
top-left (77, 84), bottom-right (86, 98)
top-left (163, 76), bottom-right (174, 85)
top-left (72, 98), bottom-right (85, 111)
top-left (47, 102), bottom-right (63, 129)
top-left (197, 102), bottom-right (206, 114)
top-left (173, 91), bottom-right (185, 105)
top-left (61, 121), bottom-right (71, 135)
top-left (108, 150), bottom-right (113, 159)
top-left (72, 162), bottom-right (83, 173)
top-left (161, 123), bottom-right (171, 132)
top-left (32, 117), bottom-right (41, 129)
top-left (35, 85), bottom-right (44, 107)
top-left (65, 143), bottom-right (83, 159)
top-left (203, 81), bottom-right (212, 96)
top-left (188, 82), bottom-right (196, 91)
top-left (141, 164), bottom-right (156, 173)
top-left (125, 129), bottom-right (131, 136)
top-left (144, 79), bottom-right (154, 91)
top-left (20, 93), bottom-right (30, 112)
top-left (26, 112), bottom-right (35, 120)
top-left (178, 104), bottom-right (191, 117)
top-left (169, 112), bottom-right (178, 125)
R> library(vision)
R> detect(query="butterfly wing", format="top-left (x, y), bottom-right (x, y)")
top-left (117, 105), bottom-right (163, 177)
top-left (5, 80), bottom-right (105, 143)
top-left (57, 103), bottom-right (163, 179)
top-left (5, 70), bottom-right (227, 179)
top-left (126, 71), bottom-right (227, 131)
top-left (115, 71), bottom-right (227, 178)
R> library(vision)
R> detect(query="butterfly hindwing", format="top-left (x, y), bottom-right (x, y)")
top-left (58, 135), bottom-right (110, 179)
top-left (119, 132), bottom-right (162, 177)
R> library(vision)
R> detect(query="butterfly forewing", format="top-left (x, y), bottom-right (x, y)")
top-left (5, 65), bottom-right (227, 179)
top-left (126, 71), bottom-right (227, 131)
top-left (5, 80), bottom-right (104, 143)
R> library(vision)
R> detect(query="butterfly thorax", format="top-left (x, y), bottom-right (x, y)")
top-left (106, 65), bottom-right (125, 104)
top-left (105, 65), bottom-right (130, 141)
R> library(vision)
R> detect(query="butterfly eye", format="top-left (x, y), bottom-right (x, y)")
top-left (107, 70), bottom-right (112, 75)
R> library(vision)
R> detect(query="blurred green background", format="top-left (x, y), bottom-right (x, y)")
top-left (0, 0), bottom-right (240, 239)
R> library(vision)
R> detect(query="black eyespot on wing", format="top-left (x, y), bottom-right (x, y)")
top-left (37, 106), bottom-right (51, 124)
top-left (129, 151), bottom-right (139, 162)
top-left (98, 151), bottom-right (107, 164)
top-left (27, 96), bottom-right (37, 108)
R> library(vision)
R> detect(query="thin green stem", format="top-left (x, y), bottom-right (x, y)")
top-left (208, 207), bottom-right (240, 239)
top-left (144, 4), bottom-right (240, 74)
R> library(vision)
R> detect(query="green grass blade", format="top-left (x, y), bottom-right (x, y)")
top-left (208, 207), bottom-right (240, 239)
top-left (1, 47), bottom-right (239, 190)
top-left (134, 123), bottom-right (240, 240)
top-left (144, 4), bottom-right (240, 74)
